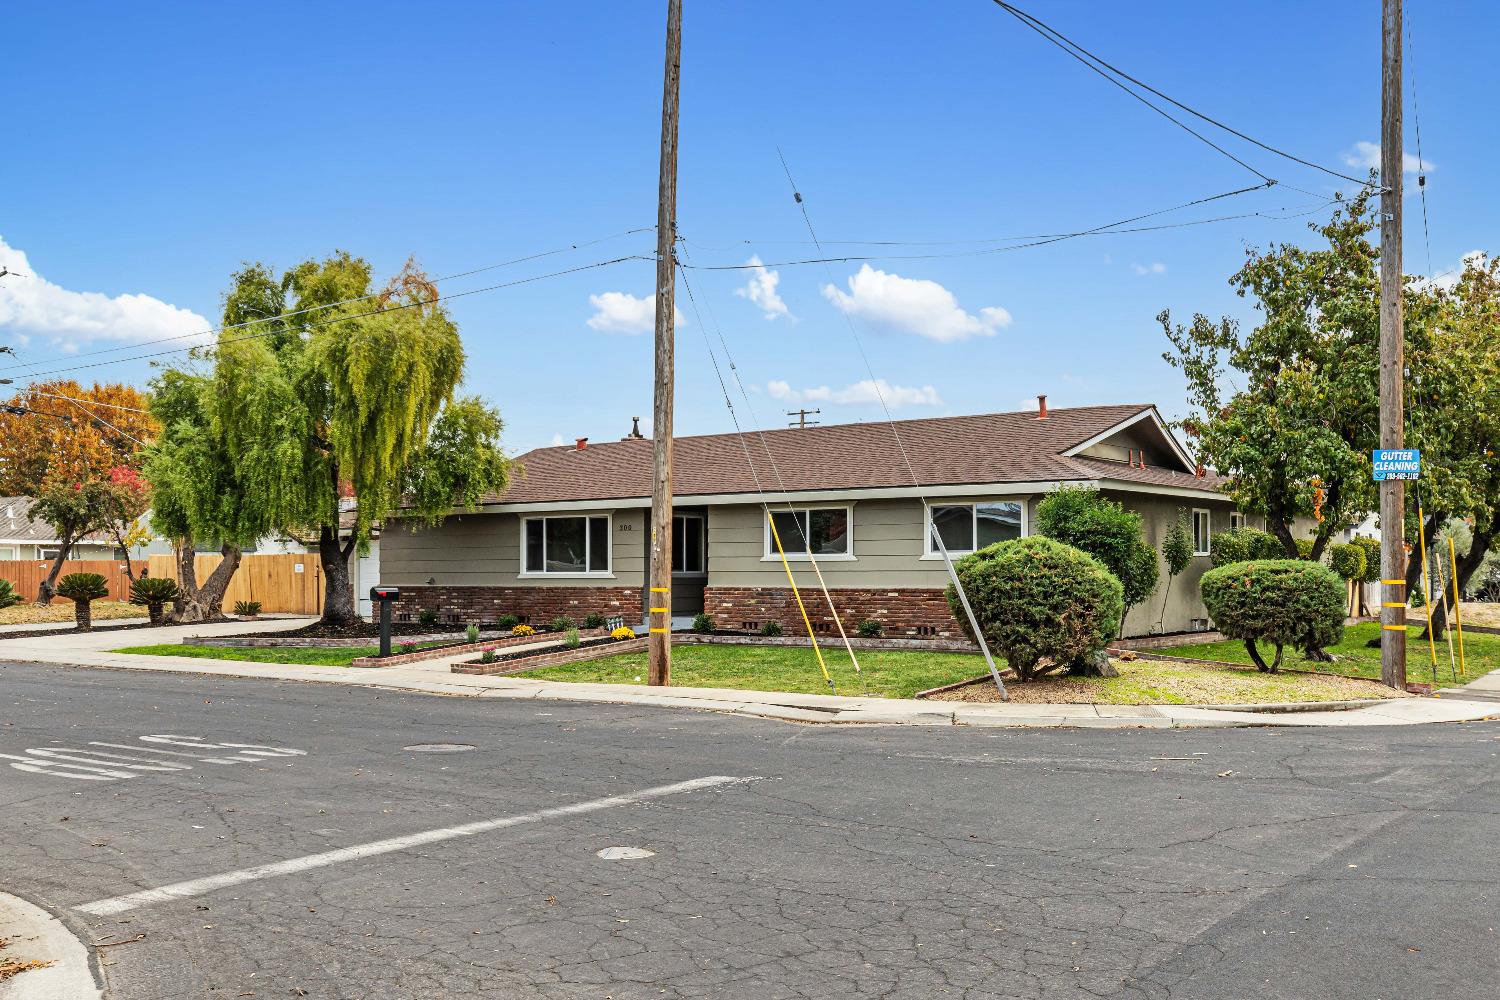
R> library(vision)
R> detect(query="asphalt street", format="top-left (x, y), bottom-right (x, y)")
top-left (1, 659), bottom-right (1497, 1000)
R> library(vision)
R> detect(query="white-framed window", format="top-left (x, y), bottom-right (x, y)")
top-left (925, 501), bottom-right (1025, 557)
top-left (1192, 509), bottom-right (1212, 556)
top-left (763, 506), bottom-right (853, 560)
top-left (0, 546), bottom-right (16, 560)
top-left (673, 514), bottom-right (705, 574)
top-left (1229, 511), bottom-right (1244, 530)
top-left (521, 514), bottom-right (611, 576)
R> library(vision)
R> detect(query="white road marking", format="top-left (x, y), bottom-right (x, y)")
top-left (76, 775), bottom-right (757, 916)
top-left (3, 736), bottom-right (308, 782)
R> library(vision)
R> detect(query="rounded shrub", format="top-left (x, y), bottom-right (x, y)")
top-left (691, 612), bottom-right (715, 634)
top-left (1200, 559), bottom-right (1346, 672)
top-left (1328, 543), bottom-right (1367, 582)
top-left (582, 612), bottom-right (607, 630)
top-left (1353, 537), bottom-right (1381, 584)
top-left (547, 614), bottom-right (576, 633)
top-left (946, 536), bottom-right (1123, 681)
top-left (856, 618), bottom-right (882, 638)
top-left (1210, 526), bottom-right (1283, 567)
top-left (1294, 537), bottom-right (1316, 560)
top-left (129, 576), bottom-right (180, 626)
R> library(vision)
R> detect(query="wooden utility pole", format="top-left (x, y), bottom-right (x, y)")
top-left (787, 408), bottom-right (821, 429)
top-left (648, 0), bottom-right (682, 687)
top-left (1379, 0), bottom-right (1406, 690)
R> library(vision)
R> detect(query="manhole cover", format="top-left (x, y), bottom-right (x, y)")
top-left (403, 743), bottom-right (476, 753)
top-left (596, 847), bottom-right (655, 860)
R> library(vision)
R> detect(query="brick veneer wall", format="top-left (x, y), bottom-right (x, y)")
top-left (703, 586), bottom-right (962, 639)
top-left (392, 586), bottom-right (642, 625)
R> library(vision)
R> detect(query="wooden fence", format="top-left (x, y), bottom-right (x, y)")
top-left (0, 553), bottom-right (326, 614)
top-left (0, 559), bottom-right (135, 603)
top-left (146, 553), bottom-right (326, 616)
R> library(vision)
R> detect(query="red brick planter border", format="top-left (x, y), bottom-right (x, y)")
top-left (350, 627), bottom-right (611, 668)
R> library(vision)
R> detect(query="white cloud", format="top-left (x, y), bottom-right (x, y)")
top-left (585, 291), bottom-right (684, 334)
top-left (1415, 250), bottom-right (1489, 292)
top-left (1132, 262), bottom-right (1167, 276)
top-left (821, 265), bottom-right (1012, 342)
top-left (0, 235), bottom-right (211, 354)
top-left (768, 377), bottom-right (942, 408)
top-left (1341, 140), bottom-right (1431, 175)
top-left (734, 256), bottom-right (791, 321)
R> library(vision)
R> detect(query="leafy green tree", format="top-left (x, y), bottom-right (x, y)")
top-left (212, 253), bottom-right (510, 623)
top-left (1034, 487), bottom-right (1158, 632)
top-left (1210, 526), bottom-right (1283, 568)
top-left (143, 367), bottom-right (270, 621)
top-left (1156, 510), bottom-right (1193, 632)
top-left (1161, 194), bottom-right (1386, 561)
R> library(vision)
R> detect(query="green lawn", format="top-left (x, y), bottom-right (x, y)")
top-left (1167, 622), bottom-right (1500, 686)
top-left (525, 644), bottom-right (986, 699)
top-left (113, 642), bottom-right (447, 667)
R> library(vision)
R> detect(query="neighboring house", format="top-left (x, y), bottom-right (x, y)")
top-left (0, 497), bottom-right (121, 562)
top-left (382, 402), bottom-right (1257, 638)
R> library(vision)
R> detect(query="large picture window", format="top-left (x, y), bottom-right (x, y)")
top-left (764, 507), bottom-right (851, 559)
top-left (523, 515), bottom-right (610, 575)
top-left (926, 502), bottom-right (1024, 555)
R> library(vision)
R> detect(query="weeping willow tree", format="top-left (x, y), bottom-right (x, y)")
top-left (214, 252), bottom-right (509, 624)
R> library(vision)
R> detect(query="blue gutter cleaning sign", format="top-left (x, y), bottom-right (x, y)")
top-left (1372, 449), bottom-right (1421, 481)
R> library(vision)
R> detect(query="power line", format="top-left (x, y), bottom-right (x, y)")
top-left (1407, 11), bottom-right (1434, 277)
top-left (678, 182), bottom-right (1314, 271)
top-left (990, 1), bottom-right (1374, 189)
top-left (0, 227), bottom-right (654, 377)
top-left (7, 256), bottom-right (646, 382)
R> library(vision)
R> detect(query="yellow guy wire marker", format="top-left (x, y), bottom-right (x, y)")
top-left (766, 509), bottom-right (835, 693)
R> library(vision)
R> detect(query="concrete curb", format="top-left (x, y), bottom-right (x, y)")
top-left (0, 891), bottom-right (99, 1000)
top-left (2, 617), bottom-right (1498, 729)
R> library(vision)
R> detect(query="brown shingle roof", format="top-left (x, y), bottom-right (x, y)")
top-left (0, 497), bottom-right (114, 545)
top-left (487, 405), bottom-right (1223, 505)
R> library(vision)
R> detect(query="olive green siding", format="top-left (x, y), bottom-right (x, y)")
top-left (382, 508), bottom-right (648, 589)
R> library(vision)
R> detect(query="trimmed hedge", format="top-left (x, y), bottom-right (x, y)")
top-left (1328, 543), bottom-right (1367, 582)
top-left (946, 536), bottom-right (1123, 681)
top-left (1201, 559), bottom-right (1346, 672)
top-left (1209, 526), bottom-right (1284, 567)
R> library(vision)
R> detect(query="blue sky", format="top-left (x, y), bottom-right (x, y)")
top-left (2, 1), bottom-right (1494, 455)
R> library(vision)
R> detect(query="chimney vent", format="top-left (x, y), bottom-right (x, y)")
top-left (623, 416), bottom-right (645, 440)
top-left (575, 437), bottom-right (588, 451)
top-left (1036, 394), bottom-right (1048, 419)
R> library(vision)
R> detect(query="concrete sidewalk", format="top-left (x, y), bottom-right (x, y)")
top-left (0, 621), bottom-right (1495, 729)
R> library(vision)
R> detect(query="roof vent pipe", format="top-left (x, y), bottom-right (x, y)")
top-left (1036, 394), bottom-right (1048, 419)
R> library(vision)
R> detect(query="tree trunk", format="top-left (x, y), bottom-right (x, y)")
top-left (74, 599), bottom-right (92, 632)
top-left (1420, 524), bottom-right (1493, 639)
top-left (35, 531), bottom-right (76, 604)
top-left (1156, 575), bottom-right (1175, 633)
top-left (1269, 518), bottom-right (1299, 558)
top-left (319, 524), bottom-right (358, 625)
top-left (170, 542), bottom-right (242, 623)
top-left (111, 526), bottom-right (136, 582)
top-left (147, 601), bottom-right (166, 627)
top-left (1245, 639), bottom-right (1271, 672)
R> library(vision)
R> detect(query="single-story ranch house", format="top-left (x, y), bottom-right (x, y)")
top-left (384, 401), bottom-right (1258, 639)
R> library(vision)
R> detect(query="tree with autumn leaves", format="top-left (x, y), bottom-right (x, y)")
top-left (0, 381), bottom-right (157, 601)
